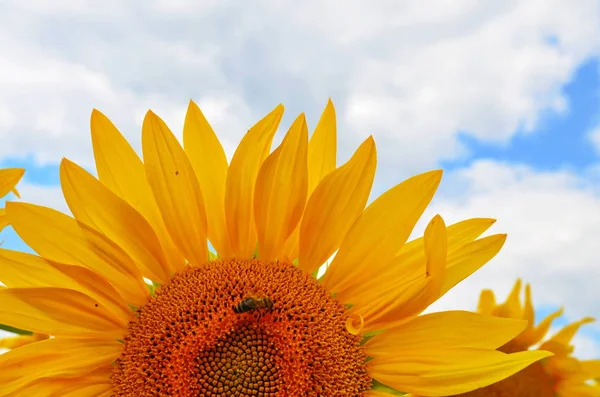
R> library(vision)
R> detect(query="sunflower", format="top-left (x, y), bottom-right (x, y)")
top-left (432, 279), bottom-right (600, 397)
top-left (0, 100), bottom-right (551, 396)
top-left (0, 167), bottom-right (24, 233)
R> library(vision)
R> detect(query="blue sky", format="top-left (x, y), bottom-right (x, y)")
top-left (1, 0), bottom-right (600, 361)
top-left (445, 58), bottom-right (600, 173)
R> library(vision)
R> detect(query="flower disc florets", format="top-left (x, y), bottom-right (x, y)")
top-left (111, 259), bottom-right (371, 396)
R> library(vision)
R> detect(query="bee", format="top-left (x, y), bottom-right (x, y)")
top-left (233, 293), bottom-right (274, 321)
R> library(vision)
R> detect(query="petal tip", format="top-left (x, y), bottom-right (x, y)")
top-left (421, 169), bottom-right (444, 184)
top-left (90, 108), bottom-right (102, 118)
top-left (535, 349), bottom-right (555, 359)
top-left (144, 109), bottom-right (158, 120)
top-left (431, 213), bottom-right (444, 223)
top-left (59, 157), bottom-right (74, 167)
top-left (187, 99), bottom-right (200, 111)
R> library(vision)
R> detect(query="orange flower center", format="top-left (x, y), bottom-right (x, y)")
top-left (450, 342), bottom-right (555, 397)
top-left (111, 259), bottom-right (371, 396)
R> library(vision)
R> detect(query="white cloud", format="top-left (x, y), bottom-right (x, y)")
top-left (13, 181), bottom-right (69, 215)
top-left (424, 160), bottom-right (600, 329)
top-left (572, 331), bottom-right (600, 360)
top-left (588, 124), bottom-right (600, 155)
top-left (0, 0), bottom-right (598, 172)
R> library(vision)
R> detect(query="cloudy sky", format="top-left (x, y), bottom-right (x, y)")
top-left (1, 0), bottom-right (599, 358)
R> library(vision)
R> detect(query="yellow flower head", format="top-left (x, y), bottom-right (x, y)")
top-left (0, 100), bottom-right (550, 396)
top-left (439, 279), bottom-right (600, 397)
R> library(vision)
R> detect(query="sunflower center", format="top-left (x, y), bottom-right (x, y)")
top-left (450, 342), bottom-right (555, 397)
top-left (194, 324), bottom-right (282, 394)
top-left (111, 259), bottom-right (371, 396)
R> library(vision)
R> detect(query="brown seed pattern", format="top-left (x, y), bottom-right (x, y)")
top-left (111, 259), bottom-right (371, 396)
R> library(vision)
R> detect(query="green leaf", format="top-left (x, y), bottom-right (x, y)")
top-left (361, 329), bottom-right (385, 345)
top-left (147, 279), bottom-right (162, 296)
top-left (128, 304), bottom-right (140, 314)
top-left (370, 379), bottom-right (407, 396)
top-left (0, 324), bottom-right (33, 335)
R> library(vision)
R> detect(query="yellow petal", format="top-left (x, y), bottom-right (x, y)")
top-left (225, 105), bottom-right (284, 258)
top-left (0, 168), bottom-right (24, 199)
top-left (280, 219), bottom-right (301, 262)
top-left (0, 208), bottom-right (7, 233)
top-left (556, 352), bottom-right (588, 376)
top-left (477, 289), bottom-right (497, 315)
top-left (556, 382), bottom-right (600, 397)
top-left (514, 283), bottom-right (538, 347)
top-left (183, 100), bottom-right (232, 258)
top-left (543, 317), bottom-right (595, 349)
top-left (0, 249), bottom-right (132, 324)
top-left (6, 202), bottom-right (149, 306)
top-left (308, 98), bottom-right (337, 192)
top-left (299, 137), bottom-right (376, 274)
top-left (424, 215), bottom-right (447, 292)
top-left (446, 218), bottom-right (496, 250)
top-left (347, 218), bottom-right (498, 305)
top-left (523, 283), bottom-right (534, 323)
top-left (395, 218), bottom-right (496, 261)
top-left (0, 287), bottom-right (126, 338)
top-left (60, 158), bottom-right (170, 283)
top-left (254, 114), bottom-right (308, 261)
top-left (322, 170), bottom-right (443, 296)
top-left (355, 276), bottom-right (432, 333)
top-left (581, 360), bottom-right (600, 378)
top-left (49, 262), bottom-right (134, 324)
top-left (8, 367), bottom-right (112, 397)
top-left (365, 311), bottom-right (528, 359)
top-left (280, 99), bottom-right (338, 260)
top-left (368, 348), bottom-right (552, 397)
top-left (522, 307), bottom-right (564, 347)
top-left (0, 332), bottom-right (49, 350)
top-left (14, 383), bottom-right (112, 397)
top-left (441, 234), bottom-right (507, 295)
top-left (494, 279), bottom-right (523, 318)
top-left (349, 216), bottom-right (447, 331)
top-left (0, 338), bottom-right (120, 396)
top-left (91, 109), bottom-right (185, 273)
top-left (142, 110), bottom-right (209, 267)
